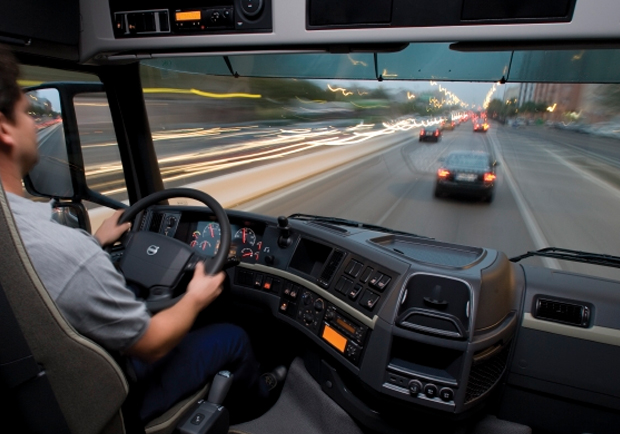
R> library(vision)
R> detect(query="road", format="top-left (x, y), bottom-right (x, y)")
top-left (239, 123), bottom-right (620, 281)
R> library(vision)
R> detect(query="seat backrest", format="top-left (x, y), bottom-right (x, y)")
top-left (0, 182), bottom-right (129, 434)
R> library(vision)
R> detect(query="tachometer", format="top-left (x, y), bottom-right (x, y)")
top-left (234, 227), bottom-right (256, 246)
top-left (202, 222), bottom-right (221, 240)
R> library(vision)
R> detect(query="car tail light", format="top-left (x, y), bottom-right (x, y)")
top-left (484, 172), bottom-right (496, 182)
top-left (420, 129), bottom-right (425, 135)
top-left (434, 130), bottom-right (439, 136)
top-left (438, 169), bottom-right (450, 178)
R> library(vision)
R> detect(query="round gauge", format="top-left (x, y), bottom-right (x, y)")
top-left (234, 227), bottom-right (256, 246)
top-left (202, 222), bottom-right (221, 240)
top-left (240, 248), bottom-right (254, 258)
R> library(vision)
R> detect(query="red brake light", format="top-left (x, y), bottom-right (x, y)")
top-left (434, 130), bottom-right (439, 136)
top-left (420, 129), bottom-right (425, 135)
top-left (438, 169), bottom-right (450, 178)
top-left (484, 173), bottom-right (496, 182)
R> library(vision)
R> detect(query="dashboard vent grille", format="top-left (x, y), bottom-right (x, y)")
top-left (318, 250), bottom-right (345, 288)
top-left (465, 343), bottom-right (510, 404)
top-left (534, 298), bottom-right (591, 327)
top-left (149, 212), bottom-right (164, 233)
top-left (307, 221), bottom-right (349, 234)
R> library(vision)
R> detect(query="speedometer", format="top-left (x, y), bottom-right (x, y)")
top-left (202, 222), bottom-right (221, 240)
top-left (234, 227), bottom-right (256, 246)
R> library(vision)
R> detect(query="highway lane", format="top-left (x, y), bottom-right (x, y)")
top-left (240, 124), bottom-right (620, 281)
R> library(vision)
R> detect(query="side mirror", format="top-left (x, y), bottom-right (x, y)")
top-left (23, 88), bottom-right (74, 199)
top-left (22, 83), bottom-right (105, 201)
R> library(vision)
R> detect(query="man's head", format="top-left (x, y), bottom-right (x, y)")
top-left (0, 45), bottom-right (38, 192)
top-left (0, 45), bottom-right (21, 123)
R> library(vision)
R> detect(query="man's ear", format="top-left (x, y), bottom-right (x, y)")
top-left (0, 112), bottom-right (17, 150)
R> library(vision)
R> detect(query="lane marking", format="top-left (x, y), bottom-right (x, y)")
top-left (487, 130), bottom-right (561, 269)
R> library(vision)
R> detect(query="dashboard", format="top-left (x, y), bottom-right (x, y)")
top-left (134, 205), bottom-right (620, 425)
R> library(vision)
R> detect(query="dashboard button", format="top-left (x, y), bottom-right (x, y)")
top-left (369, 272), bottom-right (384, 288)
top-left (348, 284), bottom-right (363, 300)
top-left (262, 276), bottom-right (273, 291)
top-left (408, 379), bottom-right (423, 396)
top-left (424, 384), bottom-right (438, 399)
top-left (375, 274), bottom-right (391, 292)
top-left (360, 267), bottom-right (373, 283)
top-left (335, 276), bottom-right (347, 293)
top-left (439, 387), bottom-right (454, 402)
top-left (359, 290), bottom-right (380, 310)
top-left (253, 273), bottom-right (264, 288)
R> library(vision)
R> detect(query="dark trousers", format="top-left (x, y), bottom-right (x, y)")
top-left (130, 323), bottom-right (260, 423)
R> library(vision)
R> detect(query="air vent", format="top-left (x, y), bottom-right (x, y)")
top-left (533, 297), bottom-right (591, 327)
top-left (148, 212), bottom-right (164, 233)
top-left (307, 221), bottom-right (349, 234)
top-left (318, 250), bottom-right (346, 288)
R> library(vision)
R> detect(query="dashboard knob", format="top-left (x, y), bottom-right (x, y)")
top-left (301, 292), bottom-right (312, 305)
top-left (265, 254), bottom-right (275, 265)
top-left (325, 309), bottom-right (335, 321)
top-left (303, 311), bottom-right (314, 325)
top-left (314, 298), bottom-right (325, 312)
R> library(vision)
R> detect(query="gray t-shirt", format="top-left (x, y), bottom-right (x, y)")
top-left (7, 193), bottom-right (150, 353)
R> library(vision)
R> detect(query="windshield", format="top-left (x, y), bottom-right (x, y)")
top-left (59, 47), bottom-right (620, 280)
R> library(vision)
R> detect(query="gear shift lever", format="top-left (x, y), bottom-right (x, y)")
top-left (207, 371), bottom-right (233, 405)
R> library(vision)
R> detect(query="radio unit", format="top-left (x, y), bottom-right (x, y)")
top-left (110, 0), bottom-right (272, 38)
top-left (321, 305), bottom-right (368, 364)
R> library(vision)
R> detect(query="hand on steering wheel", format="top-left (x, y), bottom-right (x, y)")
top-left (116, 188), bottom-right (231, 312)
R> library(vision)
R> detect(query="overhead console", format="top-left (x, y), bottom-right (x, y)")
top-left (308, 0), bottom-right (577, 29)
top-left (109, 0), bottom-right (272, 38)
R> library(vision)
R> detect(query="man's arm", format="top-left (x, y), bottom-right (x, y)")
top-left (94, 209), bottom-right (131, 247)
top-left (124, 261), bottom-right (225, 363)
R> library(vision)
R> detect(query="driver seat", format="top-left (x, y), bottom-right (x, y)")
top-left (0, 181), bottom-right (209, 434)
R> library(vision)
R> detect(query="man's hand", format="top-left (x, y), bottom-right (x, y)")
top-left (184, 261), bottom-right (225, 311)
top-left (94, 209), bottom-right (131, 247)
top-left (125, 261), bottom-right (225, 363)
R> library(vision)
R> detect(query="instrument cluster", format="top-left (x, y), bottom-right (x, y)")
top-left (188, 221), bottom-right (265, 262)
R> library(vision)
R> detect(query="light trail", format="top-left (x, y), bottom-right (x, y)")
top-left (143, 88), bottom-right (262, 99)
top-left (91, 117), bottom-right (443, 196)
top-left (327, 85), bottom-right (353, 96)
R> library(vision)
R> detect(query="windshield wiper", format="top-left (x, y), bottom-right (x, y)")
top-left (288, 213), bottom-right (432, 239)
top-left (510, 247), bottom-right (620, 269)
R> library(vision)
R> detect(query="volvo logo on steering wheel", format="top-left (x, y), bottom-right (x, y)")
top-left (146, 245), bottom-right (160, 256)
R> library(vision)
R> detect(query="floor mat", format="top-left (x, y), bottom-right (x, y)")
top-left (229, 358), bottom-right (364, 434)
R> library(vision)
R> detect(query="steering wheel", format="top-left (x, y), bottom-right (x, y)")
top-left (116, 188), bottom-right (231, 312)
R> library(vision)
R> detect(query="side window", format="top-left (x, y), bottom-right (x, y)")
top-left (73, 93), bottom-right (128, 204)
top-left (20, 66), bottom-right (127, 230)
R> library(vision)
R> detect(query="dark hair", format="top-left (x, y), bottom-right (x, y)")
top-left (0, 45), bottom-right (21, 122)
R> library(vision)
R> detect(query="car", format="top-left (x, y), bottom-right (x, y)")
top-left (419, 127), bottom-right (441, 142)
top-left (473, 121), bottom-right (489, 132)
top-left (434, 151), bottom-right (497, 202)
top-left (441, 120), bottom-right (456, 130)
top-left (3, 2), bottom-right (620, 434)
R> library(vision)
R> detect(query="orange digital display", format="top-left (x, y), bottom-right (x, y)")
top-left (322, 325), bottom-right (347, 353)
top-left (176, 11), bottom-right (201, 21)
top-left (336, 318), bottom-right (355, 334)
